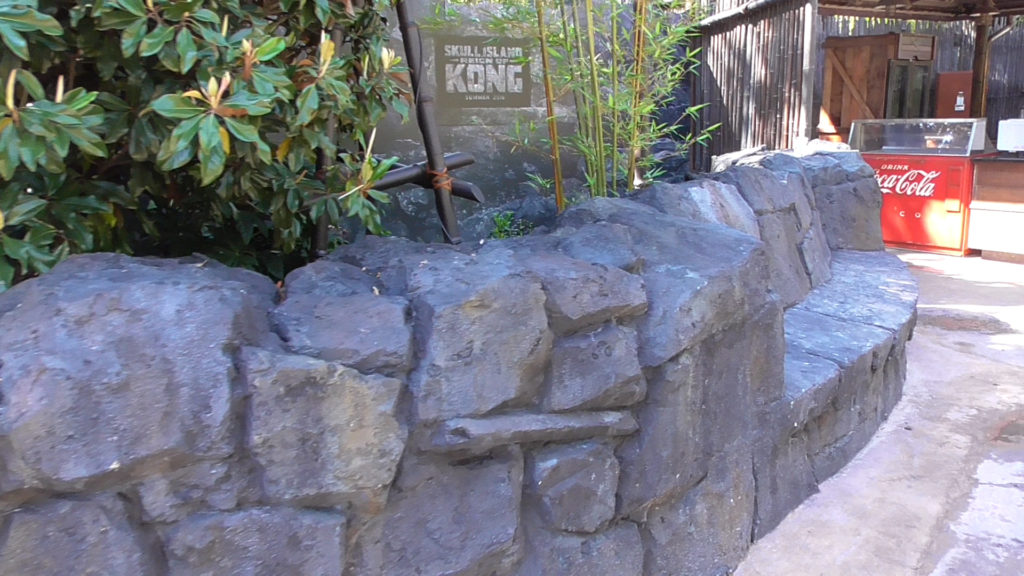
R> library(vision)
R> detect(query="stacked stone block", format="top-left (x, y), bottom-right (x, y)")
top-left (0, 151), bottom-right (916, 575)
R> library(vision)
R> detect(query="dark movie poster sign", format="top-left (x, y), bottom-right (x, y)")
top-left (434, 36), bottom-right (531, 108)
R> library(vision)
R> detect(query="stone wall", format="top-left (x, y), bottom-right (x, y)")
top-left (0, 151), bottom-right (916, 575)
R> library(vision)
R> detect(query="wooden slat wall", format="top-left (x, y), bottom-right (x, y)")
top-left (693, 0), bottom-right (815, 171)
top-left (693, 4), bottom-right (1023, 169)
top-left (820, 16), bottom-right (1024, 140)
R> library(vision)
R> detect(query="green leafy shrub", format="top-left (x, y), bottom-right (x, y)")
top-left (489, 210), bottom-right (533, 239)
top-left (0, 0), bottom-right (408, 289)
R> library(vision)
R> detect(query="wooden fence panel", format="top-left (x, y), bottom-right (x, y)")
top-left (694, 0), bottom-right (813, 170)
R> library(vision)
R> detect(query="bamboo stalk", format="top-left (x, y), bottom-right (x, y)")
top-left (626, 0), bottom-right (648, 190)
top-left (535, 0), bottom-right (565, 212)
top-left (583, 0), bottom-right (606, 196)
top-left (558, 0), bottom-right (588, 149)
top-left (610, 2), bottom-right (619, 186)
top-left (565, 0), bottom-right (595, 188)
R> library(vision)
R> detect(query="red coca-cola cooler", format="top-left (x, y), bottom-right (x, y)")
top-left (850, 118), bottom-right (996, 255)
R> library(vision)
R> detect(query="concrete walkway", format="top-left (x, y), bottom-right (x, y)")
top-left (735, 251), bottom-right (1024, 576)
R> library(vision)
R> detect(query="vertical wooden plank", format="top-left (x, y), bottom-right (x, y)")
top-left (783, 6), bottom-right (795, 148)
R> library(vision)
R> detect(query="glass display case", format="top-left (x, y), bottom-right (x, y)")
top-left (849, 118), bottom-right (992, 156)
top-left (849, 118), bottom-right (997, 255)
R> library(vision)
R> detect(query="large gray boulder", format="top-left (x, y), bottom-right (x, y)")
top-left (633, 180), bottom-right (761, 238)
top-left (797, 153), bottom-right (884, 250)
top-left (617, 307), bottom-right (781, 518)
top-left (711, 166), bottom-right (814, 307)
top-left (242, 347), bottom-right (405, 507)
top-left (136, 458), bottom-right (261, 524)
top-left (0, 494), bottom-right (161, 575)
top-left (640, 448), bottom-right (756, 576)
top-left (281, 258), bottom-right (379, 297)
top-left (162, 508), bottom-right (346, 575)
top-left (379, 448), bottom-right (524, 576)
top-left (555, 221), bottom-right (644, 273)
top-left (0, 254), bottom-right (275, 499)
top-left (339, 239), bottom-right (553, 422)
top-left (514, 511), bottom-right (644, 576)
top-left (527, 442), bottom-right (619, 533)
top-left (546, 323), bottom-right (646, 411)
top-left (560, 198), bottom-right (773, 368)
top-left (719, 151), bottom-right (835, 290)
top-left (515, 250), bottom-right (648, 335)
top-left (272, 292), bottom-right (413, 377)
top-left (274, 259), bottom-right (413, 376)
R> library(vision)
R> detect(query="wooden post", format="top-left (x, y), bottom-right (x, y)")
top-left (798, 0), bottom-right (818, 146)
top-left (970, 15), bottom-right (992, 118)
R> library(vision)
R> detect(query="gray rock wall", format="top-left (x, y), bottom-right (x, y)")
top-left (0, 152), bottom-right (915, 575)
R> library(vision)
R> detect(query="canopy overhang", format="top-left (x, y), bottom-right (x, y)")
top-left (819, 0), bottom-right (1024, 21)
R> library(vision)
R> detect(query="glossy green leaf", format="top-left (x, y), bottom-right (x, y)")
top-left (1, 235), bottom-right (54, 268)
top-left (191, 9), bottom-right (220, 24)
top-left (62, 126), bottom-right (109, 158)
top-left (96, 9), bottom-right (141, 29)
top-left (249, 68), bottom-right (293, 97)
top-left (197, 115), bottom-right (226, 185)
top-left (220, 91), bottom-right (274, 116)
top-left (156, 136), bottom-right (196, 171)
top-left (62, 88), bottom-right (99, 111)
top-left (59, 197), bottom-right (112, 213)
top-left (120, 18), bottom-right (147, 57)
top-left (0, 257), bottom-right (14, 290)
top-left (0, 7), bottom-right (63, 35)
top-left (15, 69), bottom-right (45, 100)
top-left (222, 117), bottom-right (260, 142)
top-left (0, 25), bottom-right (28, 60)
top-left (163, 0), bottom-right (202, 20)
top-left (256, 139), bottom-right (271, 164)
top-left (198, 25), bottom-right (228, 47)
top-left (156, 114), bottom-right (203, 170)
top-left (295, 85), bottom-right (319, 125)
top-left (314, 0), bottom-right (329, 25)
top-left (5, 198), bottom-right (47, 226)
top-left (176, 29), bottom-right (198, 74)
top-left (95, 92), bottom-right (131, 112)
top-left (139, 25), bottom-right (175, 57)
top-left (116, 0), bottom-right (148, 18)
top-left (254, 37), bottom-right (287, 61)
top-left (18, 133), bottom-right (45, 171)
top-left (150, 94), bottom-right (206, 119)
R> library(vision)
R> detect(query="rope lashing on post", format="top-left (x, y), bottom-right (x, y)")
top-left (428, 168), bottom-right (454, 193)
